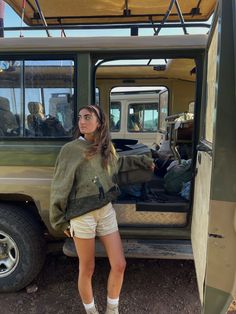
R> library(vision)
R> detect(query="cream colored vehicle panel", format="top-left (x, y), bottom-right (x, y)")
top-left (191, 1), bottom-right (236, 312)
top-left (205, 200), bottom-right (236, 312)
top-left (191, 151), bottom-right (212, 304)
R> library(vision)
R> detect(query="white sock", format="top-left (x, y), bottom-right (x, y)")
top-left (107, 296), bottom-right (119, 306)
top-left (83, 299), bottom-right (95, 310)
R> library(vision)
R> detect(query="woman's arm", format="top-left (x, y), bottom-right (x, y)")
top-left (49, 145), bottom-right (78, 232)
top-left (117, 154), bottom-right (154, 173)
top-left (116, 154), bottom-right (154, 186)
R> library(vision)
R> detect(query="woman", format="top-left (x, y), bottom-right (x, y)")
top-left (50, 105), bottom-right (154, 314)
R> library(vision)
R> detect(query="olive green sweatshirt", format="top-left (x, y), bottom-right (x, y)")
top-left (50, 138), bottom-right (153, 232)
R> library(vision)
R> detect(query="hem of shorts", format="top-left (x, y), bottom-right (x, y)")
top-left (73, 227), bottom-right (118, 239)
top-left (97, 226), bottom-right (119, 237)
top-left (73, 232), bottom-right (96, 239)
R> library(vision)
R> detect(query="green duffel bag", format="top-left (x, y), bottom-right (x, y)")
top-left (117, 167), bottom-right (153, 186)
top-left (116, 153), bottom-right (153, 186)
top-left (164, 159), bottom-right (192, 194)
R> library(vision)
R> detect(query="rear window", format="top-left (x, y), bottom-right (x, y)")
top-left (128, 103), bottom-right (158, 132)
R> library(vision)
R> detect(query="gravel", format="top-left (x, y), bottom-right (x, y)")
top-left (0, 253), bottom-right (234, 314)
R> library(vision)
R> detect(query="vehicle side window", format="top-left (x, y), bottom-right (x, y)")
top-left (110, 102), bottom-right (121, 131)
top-left (159, 89), bottom-right (168, 132)
top-left (0, 59), bottom-right (75, 138)
top-left (95, 87), bottom-right (100, 106)
top-left (204, 22), bottom-right (218, 143)
top-left (0, 60), bottom-right (22, 137)
top-left (128, 103), bottom-right (158, 132)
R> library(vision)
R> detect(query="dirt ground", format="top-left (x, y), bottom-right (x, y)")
top-left (0, 254), bottom-right (235, 314)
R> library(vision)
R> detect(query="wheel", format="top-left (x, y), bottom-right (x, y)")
top-left (0, 204), bottom-right (46, 292)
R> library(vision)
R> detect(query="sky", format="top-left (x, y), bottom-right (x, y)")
top-left (2, 2), bottom-right (212, 38)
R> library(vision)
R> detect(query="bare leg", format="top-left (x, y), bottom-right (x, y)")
top-left (73, 237), bottom-right (95, 304)
top-left (100, 231), bottom-right (126, 298)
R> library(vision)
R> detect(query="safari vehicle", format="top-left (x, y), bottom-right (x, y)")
top-left (109, 88), bottom-right (162, 147)
top-left (0, 0), bottom-right (235, 313)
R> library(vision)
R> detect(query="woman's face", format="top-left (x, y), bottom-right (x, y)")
top-left (78, 108), bottom-right (100, 136)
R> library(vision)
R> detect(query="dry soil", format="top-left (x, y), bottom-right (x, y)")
top-left (0, 253), bottom-right (235, 314)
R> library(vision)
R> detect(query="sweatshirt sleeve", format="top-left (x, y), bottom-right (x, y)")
top-left (49, 144), bottom-right (78, 232)
top-left (117, 154), bottom-right (153, 173)
top-left (116, 154), bottom-right (154, 186)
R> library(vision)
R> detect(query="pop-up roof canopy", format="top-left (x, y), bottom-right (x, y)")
top-left (5, 0), bottom-right (216, 26)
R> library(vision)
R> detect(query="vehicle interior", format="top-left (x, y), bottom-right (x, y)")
top-left (0, 50), bottom-right (201, 230)
top-left (95, 56), bottom-right (198, 228)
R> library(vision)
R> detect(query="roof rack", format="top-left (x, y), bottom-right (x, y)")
top-left (2, 0), bottom-right (212, 37)
top-left (2, 22), bottom-right (210, 37)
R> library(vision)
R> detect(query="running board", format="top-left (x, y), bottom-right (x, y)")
top-left (63, 238), bottom-right (193, 260)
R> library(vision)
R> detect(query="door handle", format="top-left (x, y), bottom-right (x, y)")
top-left (197, 143), bottom-right (212, 156)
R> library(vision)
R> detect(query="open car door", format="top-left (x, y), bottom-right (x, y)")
top-left (191, 0), bottom-right (236, 313)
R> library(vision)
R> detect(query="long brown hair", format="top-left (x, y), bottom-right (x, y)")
top-left (74, 105), bottom-right (116, 169)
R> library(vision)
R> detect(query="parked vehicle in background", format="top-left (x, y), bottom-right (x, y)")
top-left (110, 87), bottom-right (165, 147)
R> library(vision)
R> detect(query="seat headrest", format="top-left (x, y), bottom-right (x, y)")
top-left (188, 102), bottom-right (195, 114)
top-left (28, 102), bottom-right (44, 114)
top-left (0, 96), bottom-right (10, 111)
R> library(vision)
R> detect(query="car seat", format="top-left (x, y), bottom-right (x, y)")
top-left (0, 96), bottom-right (19, 136)
top-left (27, 102), bottom-right (45, 136)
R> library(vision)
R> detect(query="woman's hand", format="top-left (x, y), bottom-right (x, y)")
top-left (64, 228), bottom-right (71, 237)
top-left (150, 163), bottom-right (155, 172)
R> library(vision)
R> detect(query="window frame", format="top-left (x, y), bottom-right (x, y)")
top-left (110, 101), bottom-right (122, 132)
top-left (0, 53), bottom-right (77, 140)
top-left (158, 88), bottom-right (169, 133)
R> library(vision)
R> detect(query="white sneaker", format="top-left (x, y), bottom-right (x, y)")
top-left (105, 303), bottom-right (119, 314)
top-left (85, 305), bottom-right (99, 314)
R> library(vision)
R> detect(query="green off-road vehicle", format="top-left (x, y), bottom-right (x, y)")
top-left (0, 1), bottom-right (235, 313)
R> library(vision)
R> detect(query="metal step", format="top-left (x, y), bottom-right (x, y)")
top-left (63, 238), bottom-right (193, 260)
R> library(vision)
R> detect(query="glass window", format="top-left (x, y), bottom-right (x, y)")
top-left (128, 103), bottom-right (158, 132)
top-left (159, 89), bottom-right (169, 131)
top-left (205, 22), bottom-right (218, 143)
top-left (110, 102), bottom-right (121, 131)
top-left (95, 87), bottom-right (100, 106)
top-left (0, 60), bottom-right (22, 137)
top-left (25, 60), bottom-right (74, 137)
top-left (0, 58), bottom-right (75, 138)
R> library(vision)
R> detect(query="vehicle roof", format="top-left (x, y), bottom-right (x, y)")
top-left (97, 59), bottom-right (196, 82)
top-left (0, 35), bottom-right (207, 52)
top-left (5, 0), bottom-right (216, 26)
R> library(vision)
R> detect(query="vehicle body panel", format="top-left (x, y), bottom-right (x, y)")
top-left (191, 1), bottom-right (236, 312)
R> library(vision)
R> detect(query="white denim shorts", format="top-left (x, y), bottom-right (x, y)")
top-left (70, 202), bottom-right (118, 239)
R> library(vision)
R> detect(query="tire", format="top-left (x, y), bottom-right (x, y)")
top-left (0, 204), bottom-right (46, 292)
